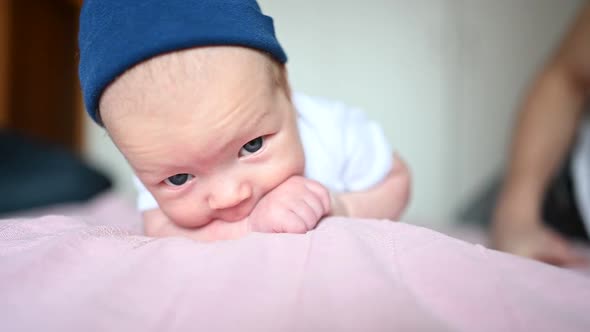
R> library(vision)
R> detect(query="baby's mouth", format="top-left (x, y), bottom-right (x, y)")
top-left (217, 199), bottom-right (255, 222)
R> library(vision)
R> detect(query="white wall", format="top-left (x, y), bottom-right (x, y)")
top-left (83, 0), bottom-right (585, 225)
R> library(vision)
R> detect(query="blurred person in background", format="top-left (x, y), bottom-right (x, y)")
top-left (493, 2), bottom-right (590, 266)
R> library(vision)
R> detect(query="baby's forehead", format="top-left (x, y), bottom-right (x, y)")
top-left (121, 47), bottom-right (276, 88)
top-left (100, 47), bottom-right (282, 122)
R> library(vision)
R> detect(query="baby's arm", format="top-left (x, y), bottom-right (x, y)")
top-left (143, 209), bottom-right (249, 242)
top-left (331, 153), bottom-right (411, 220)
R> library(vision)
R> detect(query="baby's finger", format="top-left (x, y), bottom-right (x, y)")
top-left (302, 193), bottom-right (324, 220)
top-left (291, 201), bottom-right (320, 230)
top-left (303, 180), bottom-right (331, 213)
top-left (279, 213), bottom-right (309, 234)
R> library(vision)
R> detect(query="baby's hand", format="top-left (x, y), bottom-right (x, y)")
top-left (247, 176), bottom-right (331, 233)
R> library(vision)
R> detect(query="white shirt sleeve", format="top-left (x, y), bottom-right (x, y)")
top-left (340, 106), bottom-right (393, 191)
top-left (294, 93), bottom-right (393, 192)
top-left (133, 176), bottom-right (159, 212)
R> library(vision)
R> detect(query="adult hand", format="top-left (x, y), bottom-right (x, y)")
top-left (492, 219), bottom-right (586, 267)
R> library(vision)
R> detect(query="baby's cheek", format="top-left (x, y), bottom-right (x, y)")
top-left (280, 150), bottom-right (305, 179)
top-left (160, 199), bottom-right (211, 229)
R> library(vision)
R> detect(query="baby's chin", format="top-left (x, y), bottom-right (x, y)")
top-left (165, 203), bottom-right (255, 229)
top-left (161, 207), bottom-right (214, 229)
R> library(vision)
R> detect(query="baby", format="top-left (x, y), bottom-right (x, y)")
top-left (78, 0), bottom-right (411, 241)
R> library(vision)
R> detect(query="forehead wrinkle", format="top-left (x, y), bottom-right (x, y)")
top-left (102, 47), bottom-right (279, 129)
top-left (103, 49), bottom-right (210, 121)
top-left (121, 123), bottom-right (206, 178)
top-left (185, 95), bottom-right (273, 166)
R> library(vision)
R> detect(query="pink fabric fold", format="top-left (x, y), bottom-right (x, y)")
top-left (1, 215), bottom-right (589, 331)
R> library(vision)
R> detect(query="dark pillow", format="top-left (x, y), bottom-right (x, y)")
top-left (0, 131), bottom-right (112, 214)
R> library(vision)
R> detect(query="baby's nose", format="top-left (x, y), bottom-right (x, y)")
top-left (208, 180), bottom-right (252, 211)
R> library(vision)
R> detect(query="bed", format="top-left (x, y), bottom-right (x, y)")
top-left (1, 191), bottom-right (590, 331)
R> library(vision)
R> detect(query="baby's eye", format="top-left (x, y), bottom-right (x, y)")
top-left (164, 173), bottom-right (194, 186)
top-left (239, 136), bottom-right (264, 157)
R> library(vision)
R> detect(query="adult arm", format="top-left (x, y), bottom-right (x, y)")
top-left (492, 3), bottom-right (590, 265)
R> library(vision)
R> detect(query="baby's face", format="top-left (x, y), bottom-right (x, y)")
top-left (100, 47), bottom-right (304, 228)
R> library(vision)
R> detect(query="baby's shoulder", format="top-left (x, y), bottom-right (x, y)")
top-left (292, 92), bottom-right (391, 192)
top-left (292, 92), bottom-right (358, 126)
top-left (293, 92), bottom-right (376, 141)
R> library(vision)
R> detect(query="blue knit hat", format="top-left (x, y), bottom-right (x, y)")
top-left (78, 0), bottom-right (288, 124)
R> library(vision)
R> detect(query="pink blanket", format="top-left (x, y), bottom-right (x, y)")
top-left (1, 212), bottom-right (590, 331)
